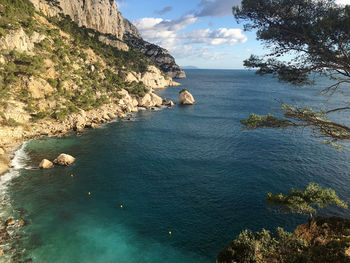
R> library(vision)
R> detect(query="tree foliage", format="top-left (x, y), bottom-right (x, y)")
top-left (234, 0), bottom-right (350, 144)
top-left (0, 0), bottom-right (35, 33)
top-left (217, 184), bottom-right (350, 263)
top-left (267, 183), bottom-right (348, 220)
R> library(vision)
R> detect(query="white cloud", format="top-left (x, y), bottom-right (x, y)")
top-left (183, 28), bottom-right (247, 45)
top-left (133, 15), bottom-right (198, 47)
top-left (133, 13), bottom-right (247, 62)
top-left (134, 17), bottom-right (247, 47)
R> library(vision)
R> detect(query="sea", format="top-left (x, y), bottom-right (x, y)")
top-left (2, 69), bottom-right (350, 262)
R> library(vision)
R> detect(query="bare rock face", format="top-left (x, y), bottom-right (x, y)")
top-left (53, 154), bottom-right (75, 166)
top-left (26, 77), bottom-right (54, 99)
top-left (0, 28), bottom-right (46, 53)
top-left (73, 111), bottom-right (87, 132)
top-left (29, 0), bottom-right (185, 79)
top-left (39, 159), bottom-right (53, 169)
top-left (179, 89), bottom-right (195, 105)
top-left (138, 93), bottom-right (163, 109)
top-left (98, 35), bottom-right (129, 51)
top-left (57, 0), bottom-right (125, 39)
top-left (118, 89), bottom-right (138, 112)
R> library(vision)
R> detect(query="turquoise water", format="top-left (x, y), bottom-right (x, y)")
top-left (5, 70), bottom-right (350, 262)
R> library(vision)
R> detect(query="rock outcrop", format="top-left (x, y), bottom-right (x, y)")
top-left (123, 33), bottom-right (186, 79)
top-left (163, 99), bottom-right (175, 107)
top-left (179, 89), bottom-right (195, 105)
top-left (138, 92), bottom-right (163, 109)
top-left (29, 0), bottom-right (185, 78)
top-left (39, 159), bottom-right (53, 169)
top-left (53, 154), bottom-right (75, 166)
top-left (0, 0), bottom-right (182, 176)
top-left (0, 27), bottom-right (45, 53)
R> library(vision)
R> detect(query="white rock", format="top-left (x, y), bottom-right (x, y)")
top-left (179, 89), bottom-right (195, 105)
top-left (150, 93), bottom-right (163, 107)
top-left (39, 159), bottom-right (53, 169)
top-left (53, 154), bottom-right (75, 166)
top-left (164, 100), bottom-right (175, 107)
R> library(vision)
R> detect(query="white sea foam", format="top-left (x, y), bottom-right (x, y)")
top-left (0, 141), bottom-right (30, 193)
top-left (0, 142), bottom-right (31, 262)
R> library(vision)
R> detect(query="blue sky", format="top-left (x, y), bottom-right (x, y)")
top-left (117, 0), bottom-right (350, 69)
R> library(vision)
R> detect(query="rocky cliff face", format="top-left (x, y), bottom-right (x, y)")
top-left (0, 0), bottom-right (182, 176)
top-left (123, 33), bottom-right (186, 79)
top-left (30, 0), bottom-right (186, 78)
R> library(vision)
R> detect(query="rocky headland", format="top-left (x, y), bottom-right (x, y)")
top-left (0, 0), bottom-right (185, 176)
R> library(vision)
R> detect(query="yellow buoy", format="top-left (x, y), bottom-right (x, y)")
top-left (169, 231), bottom-right (172, 235)
top-left (70, 174), bottom-right (74, 177)
top-left (88, 192), bottom-right (91, 195)
top-left (120, 205), bottom-right (123, 208)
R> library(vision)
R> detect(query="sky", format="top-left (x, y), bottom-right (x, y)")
top-left (116, 0), bottom-right (350, 69)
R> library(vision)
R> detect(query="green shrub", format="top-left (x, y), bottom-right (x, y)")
top-left (126, 81), bottom-right (149, 98)
top-left (47, 78), bottom-right (58, 89)
top-left (49, 15), bottom-right (151, 73)
top-left (2, 117), bottom-right (22, 127)
top-left (0, 0), bottom-right (35, 32)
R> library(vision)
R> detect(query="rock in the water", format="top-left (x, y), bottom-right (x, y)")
top-left (39, 159), bottom-right (53, 169)
top-left (53, 154), bottom-right (75, 166)
top-left (5, 218), bottom-right (15, 226)
top-left (0, 249), bottom-right (3, 255)
top-left (179, 89), bottom-right (195, 105)
top-left (163, 100), bottom-right (175, 107)
top-left (138, 92), bottom-right (163, 109)
top-left (18, 220), bottom-right (26, 227)
top-left (150, 93), bottom-right (163, 107)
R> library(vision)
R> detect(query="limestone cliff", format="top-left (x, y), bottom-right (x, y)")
top-left (0, 0), bottom-right (179, 176)
top-left (29, 0), bottom-right (186, 78)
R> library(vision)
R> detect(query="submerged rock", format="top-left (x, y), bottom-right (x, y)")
top-left (39, 159), bottom-right (53, 169)
top-left (53, 154), bottom-right (75, 166)
top-left (179, 89), bottom-right (195, 105)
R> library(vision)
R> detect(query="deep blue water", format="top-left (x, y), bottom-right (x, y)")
top-left (5, 69), bottom-right (350, 262)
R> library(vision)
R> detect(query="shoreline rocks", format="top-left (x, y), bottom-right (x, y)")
top-left (179, 89), bottom-right (195, 105)
top-left (138, 92), bottom-right (163, 109)
top-left (0, 89), bottom-right (176, 176)
top-left (39, 159), bottom-right (53, 169)
top-left (53, 154), bottom-right (75, 166)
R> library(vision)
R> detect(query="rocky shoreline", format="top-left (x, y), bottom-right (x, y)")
top-left (0, 88), bottom-right (178, 260)
top-left (0, 88), bottom-right (177, 177)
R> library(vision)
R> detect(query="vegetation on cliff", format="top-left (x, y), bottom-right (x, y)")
top-left (217, 184), bottom-right (350, 263)
top-left (235, 0), bottom-right (350, 146)
top-left (0, 0), bottom-right (155, 126)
